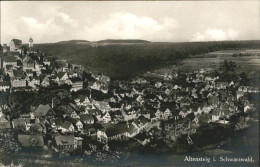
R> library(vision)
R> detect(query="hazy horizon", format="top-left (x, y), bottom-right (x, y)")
top-left (1, 1), bottom-right (259, 44)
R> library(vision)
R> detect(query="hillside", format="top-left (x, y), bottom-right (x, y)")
top-left (34, 40), bottom-right (260, 80)
top-left (57, 40), bottom-right (90, 44)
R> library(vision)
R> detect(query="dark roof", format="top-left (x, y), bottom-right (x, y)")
top-left (13, 70), bottom-right (24, 78)
top-left (66, 117), bottom-right (80, 125)
top-left (79, 114), bottom-right (94, 122)
top-left (87, 109), bottom-right (102, 115)
top-left (57, 72), bottom-right (66, 79)
top-left (105, 123), bottom-right (127, 137)
top-left (134, 115), bottom-right (149, 126)
top-left (18, 135), bottom-right (44, 147)
top-left (9, 52), bottom-right (20, 57)
top-left (11, 39), bottom-right (22, 45)
top-left (57, 105), bottom-right (75, 115)
top-left (135, 132), bottom-right (150, 141)
top-left (4, 56), bottom-right (17, 63)
top-left (62, 121), bottom-right (73, 129)
top-left (0, 81), bottom-right (10, 87)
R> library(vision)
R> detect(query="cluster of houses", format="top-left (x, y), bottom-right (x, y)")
top-left (0, 39), bottom-right (89, 92)
top-left (0, 38), bottom-right (259, 153)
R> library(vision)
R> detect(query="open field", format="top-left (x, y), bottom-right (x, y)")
top-left (175, 49), bottom-right (260, 74)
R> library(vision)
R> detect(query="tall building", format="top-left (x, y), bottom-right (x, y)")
top-left (29, 37), bottom-right (33, 48)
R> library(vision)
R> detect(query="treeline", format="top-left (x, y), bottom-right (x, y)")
top-left (34, 40), bottom-right (260, 80)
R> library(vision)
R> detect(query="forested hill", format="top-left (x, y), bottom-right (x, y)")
top-left (34, 40), bottom-right (260, 80)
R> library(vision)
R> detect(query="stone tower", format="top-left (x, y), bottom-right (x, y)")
top-left (29, 37), bottom-right (33, 48)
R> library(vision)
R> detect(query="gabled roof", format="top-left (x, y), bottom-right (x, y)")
top-left (57, 72), bottom-right (67, 79)
top-left (34, 104), bottom-right (54, 117)
top-left (62, 121), bottom-right (73, 129)
top-left (23, 55), bottom-right (34, 64)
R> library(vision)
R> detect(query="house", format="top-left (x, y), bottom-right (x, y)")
top-left (18, 134), bottom-right (44, 147)
top-left (40, 74), bottom-right (50, 87)
top-left (134, 132), bottom-right (151, 145)
top-left (211, 108), bottom-right (231, 122)
top-left (132, 115), bottom-right (149, 131)
top-left (198, 114), bottom-right (211, 124)
top-left (108, 102), bottom-right (122, 111)
top-left (93, 101), bottom-right (111, 113)
top-left (60, 121), bottom-right (75, 133)
top-left (122, 109), bottom-right (138, 121)
top-left (0, 81), bottom-right (10, 91)
top-left (0, 115), bottom-right (11, 129)
top-left (28, 76), bottom-right (40, 88)
top-left (22, 55), bottom-right (35, 70)
top-left (153, 109), bottom-right (162, 120)
top-left (88, 81), bottom-right (99, 90)
top-left (70, 79), bottom-right (83, 92)
top-left (57, 72), bottom-right (69, 84)
top-left (66, 117), bottom-right (83, 131)
top-left (3, 56), bottom-right (18, 69)
top-left (74, 95), bottom-right (93, 106)
top-left (33, 104), bottom-right (55, 121)
top-left (244, 103), bottom-right (254, 112)
top-left (100, 112), bottom-right (111, 123)
top-left (10, 70), bottom-right (27, 88)
top-left (215, 82), bottom-right (229, 89)
top-left (30, 123), bottom-right (46, 134)
top-left (86, 109), bottom-right (102, 120)
top-left (12, 118), bottom-right (30, 130)
top-left (109, 110), bottom-right (123, 123)
top-left (161, 109), bottom-right (172, 120)
top-left (179, 107), bottom-right (189, 118)
top-left (155, 81), bottom-right (162, 88)
top-left (9, 39), bottom-right (22, 52)
top-left (236, 91), bottom-right (245, 100)
top-left (79, 114), bottom-right (94, 124)
top-left (97, 129), bottom-right (108, 143)
top-left (105, 123), bottom-right (130, 140)
top-left (164, 117), bottom-right (189, 131)
top-left (57, 105), bottom-right (78, 118)
top-left (53, 135), bottom-right (83, 152)
top-left (179, 98), bottom-right (192, 107)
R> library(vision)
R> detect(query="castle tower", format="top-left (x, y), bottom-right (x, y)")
top-left (29, 37), bottom-right (33, 48)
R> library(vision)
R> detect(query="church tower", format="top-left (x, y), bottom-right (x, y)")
top-left (29, 37), bottom-right (33, 48)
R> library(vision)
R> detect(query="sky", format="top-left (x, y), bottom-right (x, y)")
top-left (1, 1), bottom-right (259, 44)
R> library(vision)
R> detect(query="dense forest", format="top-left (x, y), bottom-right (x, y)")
top-left (34, 40), bottom-right (260, 80)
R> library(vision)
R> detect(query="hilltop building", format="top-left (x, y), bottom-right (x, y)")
top-left (9, 39), bottom-right (22, 52)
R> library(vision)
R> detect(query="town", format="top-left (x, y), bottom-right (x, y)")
top-left (0, 38), bottom-right (259, 156)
